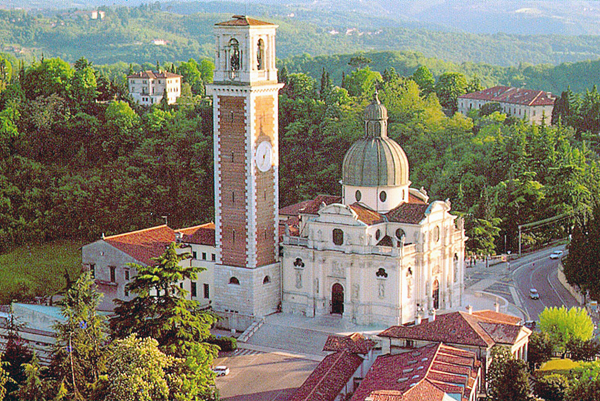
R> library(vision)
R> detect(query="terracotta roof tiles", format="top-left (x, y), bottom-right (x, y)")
top-left (323, 333), bottom-right (376, 355)
top-left (349, 203), bottom-right (385, 225)
top-left (127, 70), bottom-right (182, 79)
top-left (176, 222), bottom-right (215, 246)
top-left (386, 203), bottom-right (430, 225)
top-left (459, 86), bottom-right (555, 106)
top-left (216, 15), bottom-right (275, 26)
top-left (290, 350), bottom-right (364, 401)
top-left (104, 225), bottom-right (175, 266)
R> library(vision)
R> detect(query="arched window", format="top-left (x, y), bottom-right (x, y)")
top-left (333, 229), bottom-right (344, 246)
top-left (375, 229), bottom-right (381, 240)
top-left (257, 39), bottom-right (265, 70)
top-left (376, 268), bottom-right (388, 278)
top-left (229, 277), bottom-right (240, 285)
top-left (263, 276), bottom-right (271, 284)
top-left (229, 38), bottom-right (240, 72)
top-left (396, 228), bottom-right (405, 240)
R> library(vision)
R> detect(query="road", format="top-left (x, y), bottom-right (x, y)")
top-left (512, 246), bottom-right (581, 321)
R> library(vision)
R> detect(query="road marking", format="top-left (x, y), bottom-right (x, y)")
top-left (547, 269), bottom-right (568, 306)
top-left (233, 348), bottom-right (263, 356)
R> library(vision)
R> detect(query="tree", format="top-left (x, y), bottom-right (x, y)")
top-left (534, 373), bottom-right (569, 401)
top-left (563, 203), bottom-right (600, 301)
top-left (15, 353), bottom-right (49, 401)
top-left (411, 65), bottom-right (434, 96)
top-left (2, 305), bottom-right (32, 401)
top-left (528, 331), bottom-right (554, 370)
top-left (565, 361), bottom-right (600, 401)
top-left (70, 57), bottom-right (97, 110)
top-left (465, 216), bottom-right (501, 260)
top-left (22, 58), bottom-right (74, 99)
top-left (480, 102), bottom-right (503, 116)
top-left (348, 55), bottom-right (371, 69)
top-left (539, 306), bottom-right (594, 353)
top-left (342, 67), bottom-right (382, 99)
top-left (486, 346), bottom-right (531, 401)
top-left (434, 72), bottom-right (468, 113)
top-left (110, 242), bottom-right (217, 357)
top-left (566, 337), bottom-right (600, 361)
top-left (0, 354), bottom-right (12, 401)
top-left (48, 271), bottom-right (108, 400)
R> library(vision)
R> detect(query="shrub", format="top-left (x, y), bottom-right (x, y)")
top-left (207, 335), bottom-right (237, 352)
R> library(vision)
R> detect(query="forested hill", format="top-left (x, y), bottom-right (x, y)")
top-left (3, 3), bottom-right (600, 67)
top-left (280, 51), bottom-right (600, 96)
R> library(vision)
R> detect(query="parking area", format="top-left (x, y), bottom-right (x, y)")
top-left (215, 349), bottom-right (320, 401)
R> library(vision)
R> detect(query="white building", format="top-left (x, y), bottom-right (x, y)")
top-left (127, 70), bottom-right (182, 106)
top-left (458, 86), bottom-right (555, 125)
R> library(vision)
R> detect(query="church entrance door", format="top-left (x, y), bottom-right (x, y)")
top-left (433, 279), bottom-right (440, 310)
top-left (331, 283), bottom-right (344, 315)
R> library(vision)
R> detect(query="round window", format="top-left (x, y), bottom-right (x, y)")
top-left (375, 229), bottom-right (381, 240)
top-left (379, 191), bottom-right (387, 202)
top-left (396, 228), bottom-right (405, 240)
top-left (355, 190), bottom-right (362, 202)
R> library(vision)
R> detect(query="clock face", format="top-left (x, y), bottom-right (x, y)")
top-left (256, 141), bottom-right (272, 172)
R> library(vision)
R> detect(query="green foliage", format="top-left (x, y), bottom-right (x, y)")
top-left (434, 72), bottom-right (468, 113)
top-left (480, 102), bottom-right (503, 116)
top-left (528, 331), bottom-right (554, 370)
top-left (563, 203), bottom-right (600, 301)
top-left (539, 306), bottom-right (594, 352)
top-left (110, 242), bottom-right (218, 357)
top-left (22, 58), bottom-right (74, 99)
top-left (2, 305), bottom-right (32, 401)
top-left (0, 354), bottom-right (12, 401)
top-left (533, 373), bottom-right (569, 401)
top-left (49, 271), bottom-right (108, 400)
top-left (207, 335), bottom-right (237, 352)
top-left (465, 217), bottom-right (501, 258)
top-left (566, 338), bottom-right (600, 362)
top-left (15, 353), bottom-right (47, 401)
top-left (343, 67), bottom-right (382, 98)
top-left (487, 346), bottom-right (531, 401)
top-left (411, 65), bottom-right (434, 96)
top-left (565, 361), bottom-right (600, 401)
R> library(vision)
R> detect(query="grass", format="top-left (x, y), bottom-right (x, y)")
top-left (537, 358), bottom-right (581, 377)
top-left (0, 240), bottom-right (84, 304)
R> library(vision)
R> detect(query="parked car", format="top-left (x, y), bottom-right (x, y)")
top-left (213, 366), bottom-right (230, 377)
top-left (550, 251), bottom-right (563, 259)
top-left (529, 288), bottom-right (540, 299)
top-left (524, 320), bottom-right (537, 329)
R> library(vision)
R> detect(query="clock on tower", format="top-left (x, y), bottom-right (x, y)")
top-left (207, 15), bottom-right (284, 323)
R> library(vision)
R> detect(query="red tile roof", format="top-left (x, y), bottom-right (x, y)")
top-left (350, 343), bottom-right (479, 401)
top-left (323, 333), bottom-right (376, 355)
top-left (386, 203), bottom-right (430, 224)
top-left (216, 15), bottom-right (275, 26)
top-left (127, 70), bottom-right (182, 79)
top-left (349, 203), bottom-right (384, 225)
top-left (280, 195), bottom-right (342, 216)
top-left (104, 225), bottom-right (175, 266)
top-left (459, 86), bottom-right (555, 106)
top-left (176, 222), bottom-right (215, 246)
top-left (408, 192), bottom-right (426, 204)
top-left (290, 350), bottom-right (364, 401)
top-left (378, 310), bottom-right (527, 348)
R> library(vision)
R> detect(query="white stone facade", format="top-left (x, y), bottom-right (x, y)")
top-left (127, 71), bottom-right (182, 106)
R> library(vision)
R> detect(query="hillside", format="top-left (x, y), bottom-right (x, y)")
top-left (2, 4), bottom-right (600, 67)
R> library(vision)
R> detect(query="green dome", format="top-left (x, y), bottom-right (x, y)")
top-left (342, 93), bottom-right (409, 187)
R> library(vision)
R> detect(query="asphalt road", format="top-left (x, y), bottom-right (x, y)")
top-left (214, 349), bottom-right (319, 401)
top-left (512, 246), bottom-right (580, 321)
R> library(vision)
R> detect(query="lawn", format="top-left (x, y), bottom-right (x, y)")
top-left (537, 358), bottom-right (581, 377)
top-left (0, 240), bottom-right (84, 304)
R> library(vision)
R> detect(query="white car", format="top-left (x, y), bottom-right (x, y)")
top-left (213, 366), bottom-right (230, 376)
top-left (530, 288), bottom-right (540, 300)
top-left (550, 251), bottom-right (563, 260)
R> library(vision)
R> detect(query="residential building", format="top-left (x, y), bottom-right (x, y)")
top-left (377, 308), bottom-right (531, 386)
top-left (458, 86), bottom-right (556, 124)
top-left (127, 70), bottom-right (182, 106)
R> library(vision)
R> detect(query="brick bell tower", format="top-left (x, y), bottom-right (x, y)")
top-left (207, 15), bottom-right (283, 324)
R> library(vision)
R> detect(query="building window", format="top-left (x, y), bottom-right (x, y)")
top-left (293, 258), bottom-right (305, 268)
top-left (379, 191), bottom-right (387, 202)
top-left (229, 277), bottom-right (240, 285)
top-left (193, 251), bottom-right (197, 260)
top-left (333, 229), bottom-right (344, 246)
top-left (211, 254), bottom-right (216, 261)
top-left (406, 340), bottom-right (414, 348)
top-left (375, 229), bottom-right (381, 240)
top-left (180, 282), bottom-right (183, 289)
top-left (376, 268), bottom-right (388, 278)
top-left (355, 190), bottom-right (362, 202)
top-left (263, 275), bottom-right (271, 284)
top-left (396, 228), bottom-right (405, 240)
top-left (202, 252), bottom-right (207, 260)
top-left (90, 264), bottom-right (95, 278)
top-left (124, 269), bottom-right (130, 281)
top-left (191, 282), bottom-right (197, 297)
top-left (109, 266), bottom-right (116, 283)
top-left (204, 283), bottom-right (210, 298)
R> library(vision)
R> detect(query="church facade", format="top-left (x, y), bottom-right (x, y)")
top-left (83, 15), bottom-right (466, 329)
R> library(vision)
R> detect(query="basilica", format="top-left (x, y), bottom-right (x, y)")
top-left (83, 15), bottom-right (466, 329)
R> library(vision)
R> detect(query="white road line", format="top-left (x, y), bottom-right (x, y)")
top-left (530, 263), bottom-right (548, 309)
top-left (547, 268), bottom-right (567, 306)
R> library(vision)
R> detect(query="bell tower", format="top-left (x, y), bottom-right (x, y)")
top-left (207, 15), bottom-right (283, 323)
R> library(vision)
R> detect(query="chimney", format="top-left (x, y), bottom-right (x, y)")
top-left (466, 305), bottom-right (473, 315)
top-left (494, 301), bottom-right (500, 313)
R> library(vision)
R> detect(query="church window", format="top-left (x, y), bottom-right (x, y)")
top-left (293, 258), bottom-right (305, 268)
top-left (396, 228), bottom-right (405, 240)
top-left (263, 275), bottom-right (271, 284)
top-left (333, 229), bottom-right (344, 246)
top-left (375, 229), bottom-right (381, 240)
top-left (379, 191), bottom-right (387, 202)
top-left (355, 190), bottom-right (362, 202)
top-left (376, 268), bottom-right (388, 278)
top-left (257, 39), bottom-right (265, 70)
top-left (229, 277), bottom-right (240, 285)
top-left (434, 226), bottom-right (440, 242)
top-left (109, 266), bottom-right (116, 283)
